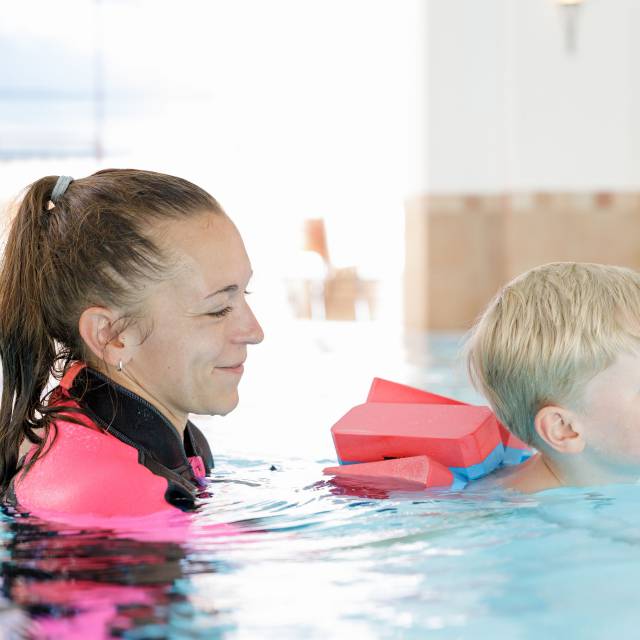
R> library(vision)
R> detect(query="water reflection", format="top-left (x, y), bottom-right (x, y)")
top-left (0, 511), bottom-right (232, 639)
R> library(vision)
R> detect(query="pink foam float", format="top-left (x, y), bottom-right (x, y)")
top-left (324, 377), bottom-right (532, 492)
top-left (368, 377), bottom-right (531, 465)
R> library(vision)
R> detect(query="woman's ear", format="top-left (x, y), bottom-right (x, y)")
top-left (534, 405), bottom-right (585, 454)
top-left (78, 307), bottom-right (130, 368)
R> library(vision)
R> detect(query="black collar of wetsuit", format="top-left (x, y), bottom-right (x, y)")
top-left (67, 367), bottom-right (214, 509)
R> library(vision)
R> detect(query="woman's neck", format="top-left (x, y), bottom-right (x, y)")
top-left (90, 362), bottom-right (189, 438)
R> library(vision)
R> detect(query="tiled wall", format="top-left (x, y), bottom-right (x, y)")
top-left (405, 192), bottom-right (640, 330)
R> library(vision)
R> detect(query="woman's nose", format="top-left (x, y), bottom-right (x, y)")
top-left (247, 312), bottom-right (264, 345)
top-left (233, 301), bottom-right (264, 345)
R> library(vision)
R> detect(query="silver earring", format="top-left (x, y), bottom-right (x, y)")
top-left (116, 360), bottom-right (124, 372)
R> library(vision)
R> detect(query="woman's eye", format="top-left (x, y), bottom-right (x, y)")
top-left (208, 306), bottom-right (233, 318)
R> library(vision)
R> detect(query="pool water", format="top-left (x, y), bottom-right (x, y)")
top-left (1, 323), bottom-right (638, 638)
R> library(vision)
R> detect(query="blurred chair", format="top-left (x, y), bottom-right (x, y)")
top-left (285, 217), bottom-right (377, 321)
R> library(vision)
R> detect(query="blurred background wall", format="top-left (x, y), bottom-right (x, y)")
top-left (407, 0), bottom-right (640, 329)
top-left (1, 0), bottom-right (638, 334)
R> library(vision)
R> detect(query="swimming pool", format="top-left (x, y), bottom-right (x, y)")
top-left (1, 323), bottom-right (637, 638)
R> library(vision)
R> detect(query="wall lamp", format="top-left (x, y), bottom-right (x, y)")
top-left (557, 0), bottom-right (585, 53)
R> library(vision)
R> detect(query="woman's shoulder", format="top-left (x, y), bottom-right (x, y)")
top-left (13, 419), bottom-right (177, 517)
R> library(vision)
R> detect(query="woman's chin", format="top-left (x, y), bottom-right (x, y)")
top-left (190, 387), bottom-right (240, 417)
top-left (211, 392), bottom-right (240, 417)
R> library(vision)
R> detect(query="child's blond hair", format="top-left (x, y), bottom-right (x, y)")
top-left (466, 262), bottom-right (640, 445)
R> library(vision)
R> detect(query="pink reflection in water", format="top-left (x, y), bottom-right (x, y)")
top-left (4, 506), bottom-right (254, 638)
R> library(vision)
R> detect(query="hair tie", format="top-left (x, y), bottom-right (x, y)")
top-left (50, 175), bottom-right (74, 205)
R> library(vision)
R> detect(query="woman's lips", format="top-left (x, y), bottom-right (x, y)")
top-left (217, 363), bottom-right (244, 375)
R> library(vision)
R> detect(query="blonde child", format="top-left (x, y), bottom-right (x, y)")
top-left (466, 262), bottom-right (640, 492)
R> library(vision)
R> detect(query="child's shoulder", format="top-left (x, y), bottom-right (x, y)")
top-left (473, 454), bottom-right (561, 494)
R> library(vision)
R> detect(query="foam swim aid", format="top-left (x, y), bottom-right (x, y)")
top-left (323, 378), bottom-right (532, 491)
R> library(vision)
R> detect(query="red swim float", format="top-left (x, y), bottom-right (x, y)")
top-left (324, 377), bottom-right (532, 490)
top-left (323, 455), bottom-right (455, 491)
top-left (368, 377), bottom-right (530, 464)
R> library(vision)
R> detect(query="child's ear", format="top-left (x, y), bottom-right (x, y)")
top-left (534, 405), bottom-right (585, 454)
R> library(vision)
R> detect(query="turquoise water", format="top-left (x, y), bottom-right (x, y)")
top-left (2, 465), bottom-right (639, 638)
top-left (0, 326), bottom-right (638, 638)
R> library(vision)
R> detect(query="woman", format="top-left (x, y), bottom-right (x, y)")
top-left (0, 169), bottom-right (263, 517)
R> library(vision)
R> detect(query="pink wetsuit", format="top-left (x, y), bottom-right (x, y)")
top-left (8, 363), bottom-right (214, 518)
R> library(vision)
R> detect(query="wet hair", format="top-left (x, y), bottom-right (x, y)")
top-left (465, 262), bottom-right (640, 445)
top-left (0, 169), bottom-right (223, 492)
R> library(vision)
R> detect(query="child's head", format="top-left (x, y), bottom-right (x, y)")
top-left (466, 262), bottom-right (640, 455)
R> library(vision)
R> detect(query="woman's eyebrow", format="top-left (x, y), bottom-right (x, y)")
top-left (203, 271), bottom-right (253, 300)
top-left (204, 284), bottom-right (238, 300)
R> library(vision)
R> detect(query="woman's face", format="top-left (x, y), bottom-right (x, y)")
top-left (124, 212), bottom-right (263, 425)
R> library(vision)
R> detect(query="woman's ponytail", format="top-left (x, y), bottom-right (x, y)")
top-left (0, 177), bottom-right (60, 491)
